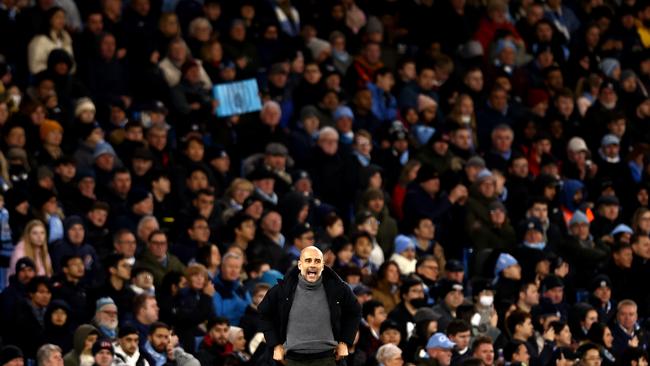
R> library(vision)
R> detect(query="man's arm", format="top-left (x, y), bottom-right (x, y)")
top-left (338, 283), bottom-right (362, 347)
top-left (258, 285), bottom-right (282, 348)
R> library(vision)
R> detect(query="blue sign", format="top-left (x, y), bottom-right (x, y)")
top-left (212, 79), bottom-right (262, 117)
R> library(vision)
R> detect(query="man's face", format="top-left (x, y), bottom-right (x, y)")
top-left (67, 223), bottom-right (85, 245)
top-left (235, 220), bottom-right (256, 242)
top-left (529, 203), bottom-right (548, 222)
top-left (519, 318), bottom-right (534, 338)
top-left (544, 287), bottom-right (564, 304)
top-left (444, 289), bottom-right (464, 310)
top-left (119, 334), bottom-right (139, 356)
top-left (88, 208), bottom-right (108, 227)
top-left (449, 331), bottom-right (471, 350)
top-left (417, 259), bottom-right (439, 282)
top-left (31, 283), bottom-right (52, 308)
top-left (473, 343), bottom-right (495, 366)
top-left (17, 267), bottom-right (36, 284)
top-left (493, 129), bottom-right (513, 153)
top-left (94, 350), bottom-right (113, 366)
top-left (187, 171), bottom-right (209, 192)
top-left (210, 323), bottom-right (229, 346)
top-left (141, 298), bottom-right (159, 323)
top-left (298, 247), bottom-right (324, 282)
top-left (150, 328), bottom-right (170, 352)
top-left (570, 222), bottom-right (590, 240)
top-left (633, 236), bottom-right (650, 260)
top-left (221, 257), bottom-right (243, 282)
top-left (148, 234), bottom-right (168, 259)
top-left (112, 173), bottom-right (132, 195)
top-left (189, 219), bottom-right (210, 242)
top-left (490, 90), bottom-right (508, 111)
top-left (97, 304), bottom-right (118, 329)
top-left (415, 219), bottom-right (435, 240)
top-left (64, 257), bottom-right (85, 280)
top-left (594, 286), bottom-right (611, 303)
top-left (451, 130), bottom-right (471, 150)
top-left (368, 306), bottom-right (387, 327)
top-left (613, 247), bottom-right (633, 268)
top-left (261, 212), bottom-right (282, 235)
top-left (465, 70), bottom-right (483, 91)
top-left (429, 348), bottom-right (452, 366)
top-left (115, 233), bottom-right (137, 258)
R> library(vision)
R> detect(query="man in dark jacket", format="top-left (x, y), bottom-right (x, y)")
top-left (258, 246), bottom-right (361, 366)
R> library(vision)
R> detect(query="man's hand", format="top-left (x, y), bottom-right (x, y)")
top-left (335, 343), bottom-right (348, 361)
top-left (273, 345), bottom-right (285, 362)
top-left (449, 185), bottom-right (468, 204)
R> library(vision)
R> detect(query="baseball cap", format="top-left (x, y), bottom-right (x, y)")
top-left (601, 134), bottom-right (620, 147)
top-left (426, 332), bottom-right (456, 350)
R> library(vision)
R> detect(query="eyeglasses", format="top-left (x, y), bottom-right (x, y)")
top-left (101, 310), bottom-right (118, 316)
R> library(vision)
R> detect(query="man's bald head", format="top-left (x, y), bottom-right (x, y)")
top-left (298, 246), bottom-right (325, 282)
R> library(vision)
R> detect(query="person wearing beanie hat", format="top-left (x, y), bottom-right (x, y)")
top-left (92, 338), bottom-right (114, 359)
top-left (600, 58), bottom-right (621, 79)
top-left (306, 37), bottom-right (332, 62)
top-left (0, 346), bottom-right (23, 366)
top-left (431, 279), bottom-right (464, 331)
top-left (40, 119), bottom-right (64, 142)
top-left (93, 297), bottom-right (119, 340)
top-left (75, 97), bottom-right (96, 123)
top-left (390, 235), bottom-right (417, 274)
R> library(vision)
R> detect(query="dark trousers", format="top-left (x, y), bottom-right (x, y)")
top-left (286, 355), bottom-right (337, 366)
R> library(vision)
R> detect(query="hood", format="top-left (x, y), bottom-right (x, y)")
top-left (72, 324), bottom-right (99, 354)
top-left (559, 179), bottom-right (584, 212)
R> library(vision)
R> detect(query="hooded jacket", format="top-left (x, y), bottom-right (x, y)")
top-left (64, 324), bottom-right (99, 366)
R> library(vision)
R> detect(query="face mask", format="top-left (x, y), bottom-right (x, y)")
top-left (410, 298), bottom-right (428, 309)
top-left (461, 115), bottom-right (471, 124)
top-left (9, 94), bottom-right (21, 108)
top-left (524, 241), bottom-right (546, 250)
top-left (479, 295), bottom-right (494, 307)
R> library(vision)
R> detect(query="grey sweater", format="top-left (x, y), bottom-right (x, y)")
top-left (285, 275), bottom-right (338, 353)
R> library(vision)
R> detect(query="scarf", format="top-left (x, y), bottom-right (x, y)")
top-left (144, 341), bottom-right (166, 366)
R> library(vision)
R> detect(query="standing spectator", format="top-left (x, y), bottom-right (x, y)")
top-left (258, 246), bottom-right (361, 366)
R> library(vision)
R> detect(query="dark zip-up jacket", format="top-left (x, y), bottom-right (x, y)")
top-left (258, 266), bottom-right (361, 348)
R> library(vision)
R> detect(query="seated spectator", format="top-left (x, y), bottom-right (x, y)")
top-left (135, 230), bottom-right (185, 288)
top-left (212, 252), bottom-right (251, 326)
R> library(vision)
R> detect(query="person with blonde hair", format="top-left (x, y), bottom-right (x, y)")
top-left (173, 263), bottom-right (215, 352)
top-left (8, 220), bottom-right (53, 280)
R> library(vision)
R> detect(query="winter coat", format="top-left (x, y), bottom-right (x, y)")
top-left (257, 266), bottom-right (362, 348)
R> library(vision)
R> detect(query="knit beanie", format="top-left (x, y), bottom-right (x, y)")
top-left (74, 97), bottom-right (96, 118)
top-left (40, 119), bottom-right (63, 141)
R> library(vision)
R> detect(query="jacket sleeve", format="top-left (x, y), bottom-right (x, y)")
top-left (257, 284), bottom-right (282, 347)
top-left (338, 283), bottom-right (362, 347)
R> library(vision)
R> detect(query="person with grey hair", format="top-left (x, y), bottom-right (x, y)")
top-left (376, 343), bottom-right (403, 366)
top-left (37, 344), bottom-right (64, 366)
top-left (212, 252), bottom-right (251, 326)
top-left (136, 216), bottom-right (159, 247)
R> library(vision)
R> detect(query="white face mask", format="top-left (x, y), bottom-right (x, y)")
top-left (80, 354), bottom-right (95, 366)
top-left (9, 94), bottom-right (21, 107)
top-left (461, 115), bottom-right (471, 124)
top-left (479, 295), bottom-right (494, 307)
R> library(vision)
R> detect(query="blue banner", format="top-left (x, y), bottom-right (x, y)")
top-left (212, 79), bottom-right (263, 117)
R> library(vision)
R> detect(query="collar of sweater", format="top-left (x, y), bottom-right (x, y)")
top-left (298, 273), bottom-right (323, 290)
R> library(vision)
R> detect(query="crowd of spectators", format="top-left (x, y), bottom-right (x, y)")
top-left (2, 0), bottom-right (650, 365)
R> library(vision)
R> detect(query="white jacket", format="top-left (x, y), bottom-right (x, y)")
top-left (27, 31), bottom-right (74, 74)
top-left (390, 253), bottom-right (417, 275)
top-left (114, 343), bottom-right (150, 366)
top-left (158, 57), bottom-right (212, 91)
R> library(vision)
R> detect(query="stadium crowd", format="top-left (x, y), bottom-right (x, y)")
top-left (2, 0), bottom-right (650, 365)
